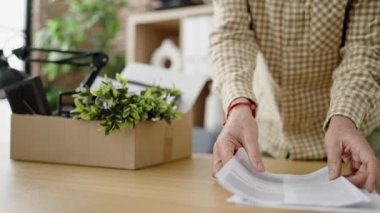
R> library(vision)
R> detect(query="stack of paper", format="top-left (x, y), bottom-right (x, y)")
top-left (216, 148), bottom-right (380, 212)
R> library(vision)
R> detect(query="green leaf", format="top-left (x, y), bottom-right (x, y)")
top-left (72, 75), bottom-right (182, 135)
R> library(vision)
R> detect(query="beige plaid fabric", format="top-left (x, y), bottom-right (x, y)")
top-left (210, 0), bottom-right (380, 159)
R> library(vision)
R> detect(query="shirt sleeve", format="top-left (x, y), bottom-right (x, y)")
top-left (209, 0), bottom-right (259, 115)
top-left (324, 0), bottom-right (380, 130)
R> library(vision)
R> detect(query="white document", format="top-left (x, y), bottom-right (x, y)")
top-left (228, 193), bottom-right (380, 213)
top-left (216, 148), bottom-right (380, 211)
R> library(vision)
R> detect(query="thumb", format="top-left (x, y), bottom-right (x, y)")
top-left (244, 136), bottom-right (265, 172)
top-left (326, 139), bottom-right (342, 180)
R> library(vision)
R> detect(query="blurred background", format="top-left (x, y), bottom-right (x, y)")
top-left (0, 0), bottom-right (222, 154)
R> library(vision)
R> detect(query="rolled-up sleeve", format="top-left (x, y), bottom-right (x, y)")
top-left (209, 0), bottom-right (259, 114)
top-left (324, 0), bottom-right (380, 130)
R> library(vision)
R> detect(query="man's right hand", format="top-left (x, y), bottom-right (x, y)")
top-left (212, 98), bottom-right (265, 176)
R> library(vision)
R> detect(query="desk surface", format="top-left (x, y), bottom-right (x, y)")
top-left (0, 100), bottom-right (373, 213)
top-left (0, 143), bottom-right (330, 213)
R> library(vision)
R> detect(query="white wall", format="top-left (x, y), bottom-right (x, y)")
top-left (0, 0), bottom-right (27, 71)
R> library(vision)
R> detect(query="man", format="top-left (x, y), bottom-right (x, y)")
top-left (210, 0), bottom-right (380, 191)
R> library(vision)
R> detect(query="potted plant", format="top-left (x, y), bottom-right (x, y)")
top-left (71, 74), bottom-right (182, 135)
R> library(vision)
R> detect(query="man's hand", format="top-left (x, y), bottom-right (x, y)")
top-left (325, 115), bottom-right (380, 191)
top-left (212, 98), bottom-right (264, 176)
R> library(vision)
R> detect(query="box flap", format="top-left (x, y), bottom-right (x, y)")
top-left (120, 63), bottom-right (208, 112)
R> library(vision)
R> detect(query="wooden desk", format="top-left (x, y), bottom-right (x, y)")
top-left (0, 100), bottom-right (375, 213)
top-left (0, 143), bottom-right (328, 213)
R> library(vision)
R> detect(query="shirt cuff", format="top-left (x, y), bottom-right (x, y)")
top-left (323, 94), bottom-right (369, 131)
top-left (218, 81), bottom-right (257, 117)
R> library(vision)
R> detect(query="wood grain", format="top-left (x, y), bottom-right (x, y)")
top-left (0, 139), bottom-right (332, 213)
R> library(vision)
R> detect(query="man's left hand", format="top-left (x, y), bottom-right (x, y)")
top-left (325, 115), bottom-right (380, 192)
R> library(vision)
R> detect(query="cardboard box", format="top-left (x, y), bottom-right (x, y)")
top-left (11, 111), bottom-right (192, 169)
top-left (10, 63), bottom-right (208, 169)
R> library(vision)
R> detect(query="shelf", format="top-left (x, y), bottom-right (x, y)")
top-left (126, 4), bottom-right (214, 126)
top-left (127, 4), bottom-right (213, 63)
top-left (128, 4), bottom-right (213, 25)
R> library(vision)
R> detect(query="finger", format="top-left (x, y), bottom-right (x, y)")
top-left (352, 151), bottom-right (361, 162)
top-left (357, 147), bottom-right (380, 192)
top-left (212, 143), bottom-right (228, 177)
top-left (212, 143), bottom-right (221, 177)
top-left (364, 160), bottom-right (379, 192)
top-left (325, 139), bottom-right (342, 180)
top-left (212, 160), bottom-right (223, 177)
top-left (346, 172), bottom-right (367, 188)
top-left (243, 136), bottom-right (265, 172)
top-left (217, 141), bottom-right (235, 166)
top-left (342, 155), bottom-right (351, 165)
top-left (350, 160), bottom-right (361, 174)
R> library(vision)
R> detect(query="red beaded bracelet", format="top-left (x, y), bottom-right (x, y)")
top-left (226, 101), bottom-right (257, 119)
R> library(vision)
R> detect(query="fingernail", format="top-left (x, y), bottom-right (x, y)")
top-left (329, 167), bottom-right (336, 179)
top-left (256, 162), bottom-right (264, 171)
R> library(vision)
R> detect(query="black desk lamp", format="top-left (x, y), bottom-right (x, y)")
top-left (12, 46), bottom-right (108, 89)
top-left (0, 50), bottom-right (27, 93)
top-left (6, 46), bottom-right (108, 117)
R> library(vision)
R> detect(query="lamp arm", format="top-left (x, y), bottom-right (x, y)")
top-left (15, 47), bottom-right (89, 57)
top-left (80, 52), bottom-right (108, 88)
top-left (12, 46), bottom-right (109, 88)
top-left (24, 59), bottom-right (89, 67)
